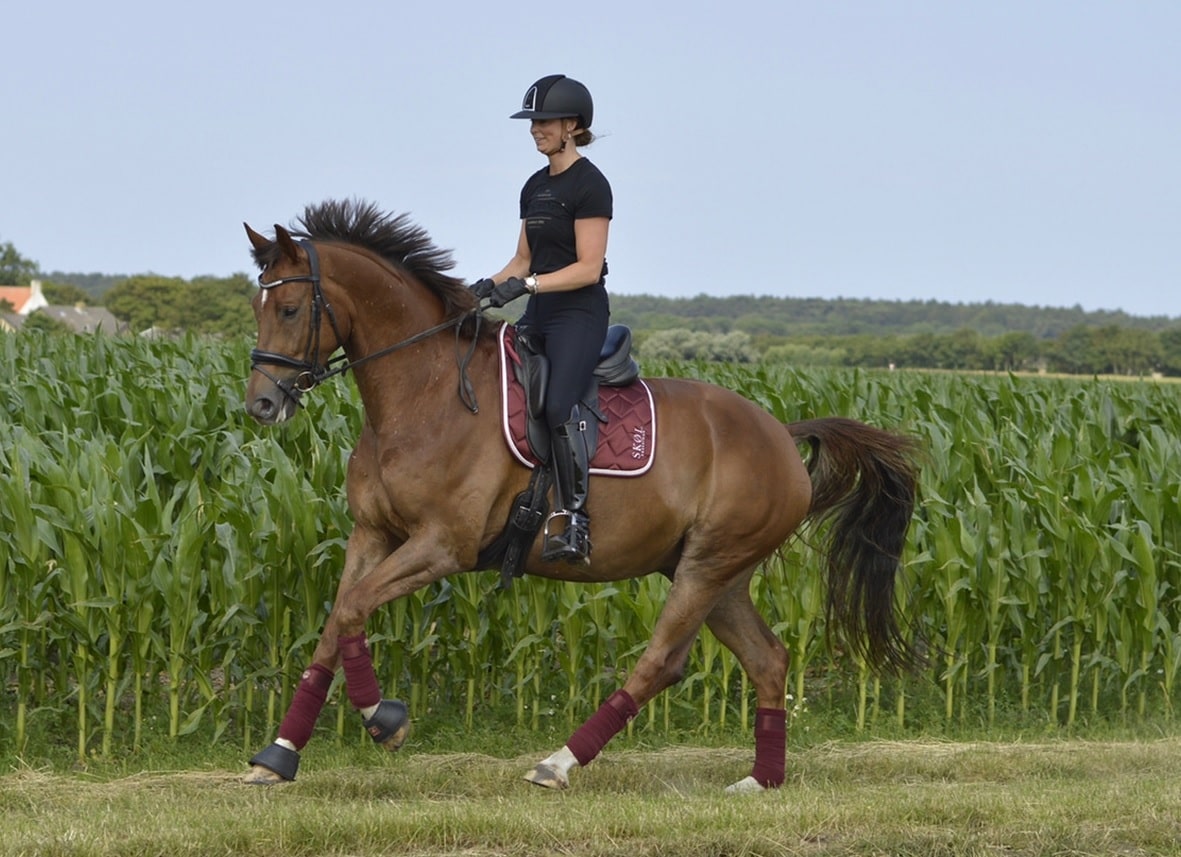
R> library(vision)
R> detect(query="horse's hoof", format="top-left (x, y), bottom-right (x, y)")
top-left (243, 764), bottom-right (289, 785)
top-left (246, 742), bottom-right (299, 783)
top-left (723, 775), bottom-right (766, 794)
top-left (363, 699), bottom-right (411, 752)
top-left (524, 763), bottom-right (568, 790)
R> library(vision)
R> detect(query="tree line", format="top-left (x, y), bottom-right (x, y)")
top-left (4, 237), bottom-right (1180, 375)
top-left (2, 239), bottom-right (254, 337)
top-left (634, 319), bottom-right (1181, 376)
top-left (609, 293), bottom-right (1179, 339)
top-left (616, 295), bottom-right (1181, 377)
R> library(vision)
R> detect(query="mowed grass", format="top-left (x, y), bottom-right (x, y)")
top-left (2, 739), bottom-right (1180, 856)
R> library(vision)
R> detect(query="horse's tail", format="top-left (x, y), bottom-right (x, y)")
top-left (787, 416), bottom-right (924, 675)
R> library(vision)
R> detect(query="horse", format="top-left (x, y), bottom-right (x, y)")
top-left (241, 198), bottom-right (923, 793)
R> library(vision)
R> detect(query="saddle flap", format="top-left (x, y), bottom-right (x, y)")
top-left (510, 329), bottom-right (548, 421)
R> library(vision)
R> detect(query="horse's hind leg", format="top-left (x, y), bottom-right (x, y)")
top-left (702, 577), bottom-right (791, 793)
top-left (524, 570), bottom-right (731, 790)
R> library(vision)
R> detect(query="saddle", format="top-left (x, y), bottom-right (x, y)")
top-left (478, 323), bottom-right (656, 587)
top-left (499, 323), bottom-right (654, 474)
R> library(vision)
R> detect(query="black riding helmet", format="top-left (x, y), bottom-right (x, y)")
top-left (510, 75), bottom-right (593, 130)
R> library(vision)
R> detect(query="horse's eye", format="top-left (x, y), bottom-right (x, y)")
top-left (281, 305), bottom-right (299, 319)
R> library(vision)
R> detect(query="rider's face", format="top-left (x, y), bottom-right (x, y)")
top-left (530, 118), bottom-right (573, 156)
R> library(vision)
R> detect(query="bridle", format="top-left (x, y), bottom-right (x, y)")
top-left (249, 239), bottom-right (482, 412)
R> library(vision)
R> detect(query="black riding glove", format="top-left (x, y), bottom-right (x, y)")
top-left (487, 277), bottom-right (530, 308)
top-left (469, 277), bottom-right (496, 299)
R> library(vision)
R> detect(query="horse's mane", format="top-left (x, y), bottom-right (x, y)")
top-left (257, 199), bottom-right (487, 333)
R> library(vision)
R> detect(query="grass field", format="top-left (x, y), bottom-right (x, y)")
top-left (3, 737), bottom-right (1180, 856)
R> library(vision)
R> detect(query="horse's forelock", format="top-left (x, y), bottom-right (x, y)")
top-left (250, 242), bottom-right (278, 271)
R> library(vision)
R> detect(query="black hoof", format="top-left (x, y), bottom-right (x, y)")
top-left (363, 699), bottom-right (411, 751)
top-left (248, 742), bottom-right (300, 781)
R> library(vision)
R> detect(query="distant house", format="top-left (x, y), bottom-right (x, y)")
top-left (0, 280), bottom-right (128, 334)
top-left (36, 305), bottom-right (127, 334)
top-left (0, 279), bottom-right (49, 315)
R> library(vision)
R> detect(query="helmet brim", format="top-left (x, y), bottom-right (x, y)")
top-left (510, 109), bottom-right (582, 121)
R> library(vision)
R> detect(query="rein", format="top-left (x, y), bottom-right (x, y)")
top-left (250, 240), bottom-right (482, 413)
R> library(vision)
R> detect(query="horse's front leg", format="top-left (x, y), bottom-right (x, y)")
top-left (245, 529), bottom-right (454, 784)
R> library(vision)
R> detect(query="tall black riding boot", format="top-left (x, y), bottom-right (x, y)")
top-left (543, 412), bottom-right (592, 564)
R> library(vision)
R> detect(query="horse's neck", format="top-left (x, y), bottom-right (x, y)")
top-left (344, 304), bottom-right (496, 432)
top-left (327, 251), bottom-right (494, 431)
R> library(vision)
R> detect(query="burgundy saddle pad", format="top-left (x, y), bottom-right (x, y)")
top-left (497, 324), bottom-right (656, 476)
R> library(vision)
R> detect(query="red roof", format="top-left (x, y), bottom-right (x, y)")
top-left (0, 286), bottom-right (33, 313)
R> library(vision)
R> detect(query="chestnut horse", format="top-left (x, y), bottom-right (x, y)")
top-left (242, 199), bottom-right (921, 792)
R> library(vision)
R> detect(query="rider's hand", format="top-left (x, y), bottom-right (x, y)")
top-left (469, 278), bottom-right (496, 300)
top-left (487, 277), bottom-right (530, 308)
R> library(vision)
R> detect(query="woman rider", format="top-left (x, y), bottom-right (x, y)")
top-left (472, 74), bottom-right (612, 564)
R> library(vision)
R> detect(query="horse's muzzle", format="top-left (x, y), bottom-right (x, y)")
top-left (246, 360), bottom-right (313, 425)
top-left (246, 374), bottom-right (303, 425)
top-left (246, 391), bottom-right (289, 425)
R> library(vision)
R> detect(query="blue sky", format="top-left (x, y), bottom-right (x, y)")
top-left (3, 1), bottom-right (1178, 317)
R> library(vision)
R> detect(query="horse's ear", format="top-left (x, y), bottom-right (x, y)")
top-left (244, 223), bottom-right (270, 253)
top-left (274, 224), bottom-right (302, 263)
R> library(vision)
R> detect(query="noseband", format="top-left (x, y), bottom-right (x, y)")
top-left (250, 240), bottom-right (482, 412)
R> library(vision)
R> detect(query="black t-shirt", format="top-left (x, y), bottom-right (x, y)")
top-left (518, 157), bottom-right (612, 283)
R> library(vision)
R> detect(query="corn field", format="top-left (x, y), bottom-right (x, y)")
top-left (2, 333), bottom-right (1180, 759)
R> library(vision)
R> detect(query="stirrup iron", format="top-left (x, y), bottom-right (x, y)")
top-left (542, 509), bottom-right (591, 564)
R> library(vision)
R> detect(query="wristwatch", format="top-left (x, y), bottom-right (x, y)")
top-left (524, 274), bottom-right (540, 294)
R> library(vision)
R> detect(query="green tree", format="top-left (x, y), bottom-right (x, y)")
top-left (1091, 325), bottom-right (1161, 376)
top-left (894, 332), bottom-right (939, 369)
top-left (937, 328), bottom-right (985, 370)
top-left (42, 281), bottom-right (91, 306)
top-left (104, 273), bottom-right (256, 337)
top-left (181, 274), bottom-right (257, 337)
top-left (104, 275), bottom-right (188, 332)
top-left (763, 342), bottom-right (848, 366)
top-left (0, 240), bottom-right (39, 285)
top-left (849, 334), bottom-right (898, 368)
top-left (985, 331), bottom-right (1040, 372)
top-left (21, 311), bottom-right (73, 335)
top-left (639, 329), bottom-right (702, 361)
top-left (639, 328), bottom-right (758, 362)
top-left (1049, 325), bottom-right (1101, 374)
top-left (1159, 327), bottom-right (1181, 377)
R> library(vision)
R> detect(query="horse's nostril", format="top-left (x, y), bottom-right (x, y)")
top-left (248, 396), bottom-right (277, 423)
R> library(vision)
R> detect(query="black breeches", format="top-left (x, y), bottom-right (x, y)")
top-left (521, 299), bottom-right (609, 429)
